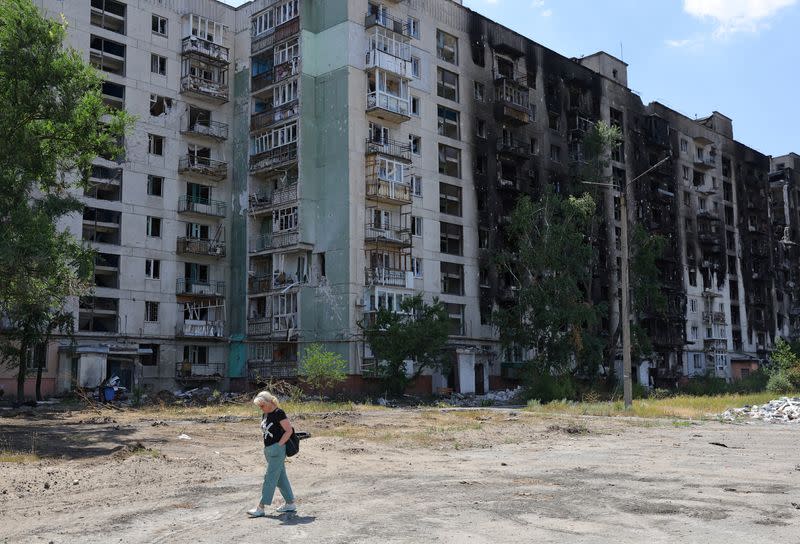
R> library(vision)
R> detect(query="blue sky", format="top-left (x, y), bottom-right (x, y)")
top-left (222, 0), bottom-right (798, 157)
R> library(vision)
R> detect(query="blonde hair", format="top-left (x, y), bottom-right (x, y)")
top-left (253, 391), bottom-right (279, 408)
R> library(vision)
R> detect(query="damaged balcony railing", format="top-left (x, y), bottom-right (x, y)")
top-left (183, 118), bottom-right (229, 140)
top-left (250, 143), bottom-right (297, 173)
top-left (364, 10), bottom-right (410, 37)
top-left (178, 155), bottom-right (228, 181)
top-left (365, 223), bottom-right (411, 245)
top-left (248, 360), bottom-right (298, 380)
top-left (247, 317), bottom-right (272, 337)
top-left (176, 237), bottom-right (226, 257)
top-left (250, 101), bottom-right (299, 130)
top-left (180, 74), bottom-right (229, 103)
top-left (251, 58), bottom-right (299, 94)
top-left (251, 18), bottom-right (300, 56)
top-left (248, 231), bottom-right (300, 253)
top-left (365, 267), bottom-right (408, 287)
top-left (248, 273), bottom-right (300, 294)
top-left (181, 36), bottom-right (229, 64)
top-left (365, 138), bottom-right (412, 161)
top-left (177, 320), bottom-right (225, 338)
top-left (249, 182), bottom-right (298, 212)
top-left (178, 195), bottom-right (227, 217)
top-left (176, 278), bottom-right (225, 296)
top-left (175, 361), bottom-right (226, 381)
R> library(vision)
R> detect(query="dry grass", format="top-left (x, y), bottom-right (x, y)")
top-left (524, 392), bottom-right (795, 420)
top-left (0, 451), bottom-right (40, 463)
top-left (135, 400), bottom-right (386, 420)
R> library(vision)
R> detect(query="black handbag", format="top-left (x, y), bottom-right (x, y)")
top-left (285, 428), bottom-right (300, 457)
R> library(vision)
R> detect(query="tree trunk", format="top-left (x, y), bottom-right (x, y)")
top-left (35, 359), bottom-right (44, 402)
top-left (16, 342), bottom-right (27, 403)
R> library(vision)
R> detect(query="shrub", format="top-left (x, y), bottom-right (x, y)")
top-left (730, 369), bottom-right (769, 394)
top-left (767, 372), bottom-right (794, 394)
top-left (298, 343), bottom-right (348, 394)
top-left (523, 370), bottom-right (576, 403)
top-left (785, 366), bottom-right (800, 390)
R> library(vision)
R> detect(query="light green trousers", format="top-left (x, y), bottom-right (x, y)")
top-left (261, 443), bottom-right (294, 505)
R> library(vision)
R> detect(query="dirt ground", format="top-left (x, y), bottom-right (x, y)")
top-left (1, 405), bottom-right (799, 544)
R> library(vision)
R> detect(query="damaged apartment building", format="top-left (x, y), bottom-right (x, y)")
top-left (6, 0), bottom-right (797, 398)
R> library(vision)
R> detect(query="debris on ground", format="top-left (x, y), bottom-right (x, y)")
top-left (177, 434), bottom-right (192, 440)
top-left (720, 397), bottom-right (800, 423)
top-left (441, 387), bottom-right (523, 407)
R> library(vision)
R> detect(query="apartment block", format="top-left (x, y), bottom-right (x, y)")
top-left (6, 0), bottom-right (797, 398)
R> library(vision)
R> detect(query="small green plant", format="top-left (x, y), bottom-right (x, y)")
top-left (767, 372), bottom-right (793, 394)
top-left (479, 399), bottom-right (494, 407)
top-left (211, 389), bottom-right (221, 402)
top-left (299, 343), bottom-right (348, 394)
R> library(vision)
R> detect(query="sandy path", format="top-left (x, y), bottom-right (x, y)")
top-left (1, 408), bottom-right (798, 543)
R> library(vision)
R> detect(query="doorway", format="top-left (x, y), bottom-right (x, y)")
top-left (474, 363), bottom-right (485, 395)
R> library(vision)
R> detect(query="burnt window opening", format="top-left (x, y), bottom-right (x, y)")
top-left (150, 94), bottom-right (173, 116)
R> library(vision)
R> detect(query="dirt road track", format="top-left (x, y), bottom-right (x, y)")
top-left (1, 408), bottom-right (798, 543)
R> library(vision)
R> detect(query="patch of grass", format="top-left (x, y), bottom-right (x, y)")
top-left (137, 400), bottom-right (385, 419)
top-left (0, 451), bottom-right (40, 463)
top-left (523, 392), bottom-right (797, 420)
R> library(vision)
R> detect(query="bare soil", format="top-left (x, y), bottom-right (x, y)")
top-left (1, 406), bottom-right (799, 543)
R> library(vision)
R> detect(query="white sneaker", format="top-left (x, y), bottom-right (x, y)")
top-left (276, 503), bottom-right (297, 513)
top-left (247, 506), bottom-right (266, 517)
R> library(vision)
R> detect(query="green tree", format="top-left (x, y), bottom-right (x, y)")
top-left (361, 294), bottom-right (450, 396)
top-left (492, 189), bottom-right (601, 375)
top-left (0, 0), bottom-right (130, 402)
top-left (298, 343), bottom-right (348, 394)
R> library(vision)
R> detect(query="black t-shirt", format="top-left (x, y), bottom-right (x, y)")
top-left (261, 408), bottom-right (287, 447)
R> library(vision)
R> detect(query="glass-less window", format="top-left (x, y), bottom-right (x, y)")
top-left (251, 122), bottom-right (298, 154)
top-left (273, 207), bottom-right (298, 232)
top-left (437, 106), bottom-right (460, 139)
top-left (436, 30), bottom-right (458, 64)
top-left (376, 157), bottom-right (406, 184)
top-left (252, 1), bottom-right (298, 36)
top-left (437, 68), bottom-right (459, 102)
top-left (438, 144), bottom-right (461, 178)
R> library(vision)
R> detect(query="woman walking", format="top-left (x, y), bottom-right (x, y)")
top-left (248, 391), bottom-right (297, 517)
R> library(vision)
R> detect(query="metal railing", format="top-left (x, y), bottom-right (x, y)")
top-left (249, 143), bottom-right (298, 173)
top-left (184, 119), bottom-right (228, 140)
top-left (175, 361), bottom-right (226, 380)
top-left (176, 278), bottom-right (225, 296)
top-left (365, 138), bottom-right (412, 161)
top-left (251, 18), bottom-right (300, 55)
top-left (250, 102), bottom-right (299, 130)
top-left (180, 74), bottom-right (229, 102)
top-left (364, 11), bottom-right (410, 36)
top-left (178, 195), bottom-right (226, 217)
top-left (251, 58), bottom-right (299, 94)
top-left (177, 320), bottom-right (225, 338)
top-left (365, 267), bottom-right (408, 287)
top-left (178, 156), bottom-right (228, 180)
top-left (247, 317), bottom-right (272, 337)
top-left (248, 360), bottom-right (298, 380)
top-left (176, 237), bottom-right (226, 257)
top-left (366, 179), bottom-right (412, 203)
top-left (181, 36), bottom-right (229, 63)
top-left (248, 231), bottom-right (300, 253)
top-left (249, 183), bottom-right (298, 212)
top-left (365, 224), bottom-right (411, 245)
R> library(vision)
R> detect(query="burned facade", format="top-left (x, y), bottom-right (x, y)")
top-left (6, 0), bottom-right (796, 398)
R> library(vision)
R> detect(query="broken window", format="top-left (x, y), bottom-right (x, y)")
top-left (409, 134), bottom-right (421, 155)
top-left (91, 0), bottom-right (127, 34)
top-left (437, 106), bottom-right (460, 140)
top-left (139, 344), bottom-right (159, 366)
top-left (476, 119), bottom-right (486, 138)
top-left (440, 222), bottom-right (463, 255)
top-left (149, 94), bottom-right (172, 116)
top-left (437, 67), bottom-right (459, 102)
top-left (445, 303), bottom-right (465, 335)
top-left (145, 301), bottom-right (159, 322)
top-left (550, 144), bottom-right (561, 163)
top-left (496, 56), bottom-right (514, 78)
top-left (148, 134), bottom-right (164, 155)
top-left (548, 111), bottom-right (560, 131)
top-left (145, 259), bottom-right (160, 279)
top-left (438, 144), bottom-right (461, 177)
top-left (146, 216), bottom-right (161, 237)
top-left (411, 216), bottom-right (422, 236)
top-left (440, 262), bottom-right (464, 295)
top-left (147, 175), bottom-right (163, 197)
top-left (436, 29), bottom-right (458, 65)
top-left (150, 53), bottom-right (167, 75)
top-left (90, 35), bottom-right (126, 75)
top-left (473, 81), bottom-right (485, 102)
top-left (439, 183), bottom-right (462, 216)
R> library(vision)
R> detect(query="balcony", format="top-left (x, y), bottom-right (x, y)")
top-left (365, 223), bottom-right (411, 246)
top-left (365, 138), bottom-right (412, 162)
top-left (251, 18), bottom-right (300, 56)
top-left (494, 78), bottom-right (531, 125)
top-left (250, 143), bottom-right (298, 173)
top-left (248, 360), bottom-right (298, 380)
top-left (178, 156), bottom-right (228, 181)
top-left (176, 237), bottom-right (226, 258)
top-left (176, 278), bottom-right (225, 297)
top-left (364, 11), bottom-right (410, 37)
top-left (366, 90), bottom-right (411, 123)
top-left (182, 118), bottom-right (228, 141)
top-left (249, 231), bottom-right (300, 254)
top-left (366, 179), bottom-right (412, 205)
top-left (251, 59), bottom-right (299, 95)
top-left (365, 35), bottom-right (411, 77)
top-left (702, 311), bottom-right (726, 325)
top-left (365, 267), bottom-right (413, 288)
top-left (250, 101), bottom-right (299, 131)
top-left (248, 273), bottom-right (302, 295)
top-left (496, 139), bottom-right (529, 157)
top-left (694, 155), bottom-right (716, 170)
top-left (178, 195), bottom-right (226, 218)
top-left (180, 74), bottom-right (229, 103)
top-left (703, 338), bottom-right (727, 352)
top-left (177, 320), bottom-right (225, 338)
top-left (247, 317), bottom-right (272, 337)
top-left (249, 183), bottom-right (298, 214)
top-left (175, 361), bottom-right (225, 381)
top-left (181, 36), bottom-right (229, 64)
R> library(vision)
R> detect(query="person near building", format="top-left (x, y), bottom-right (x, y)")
top-left (247, 391), bottom-right (297, 517)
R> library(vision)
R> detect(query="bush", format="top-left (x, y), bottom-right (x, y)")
top-left (298, 343), bottom-right (348, 394)
top-left (767, 372), bottom-right (794, 394)
top-left (678, 374), bottom-right (731, 396)
top-left (730, 369), bottom-right (769, 394)
top-left (522, 370), bottom-right (576, 403)
top-left (785, 366), bottom-right (800, 390)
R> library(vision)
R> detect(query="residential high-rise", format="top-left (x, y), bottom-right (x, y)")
top-left (3, 0), bottom-right (795, 398)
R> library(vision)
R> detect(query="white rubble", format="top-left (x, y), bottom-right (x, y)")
top-left (721, 397), bottom-right (800, 423)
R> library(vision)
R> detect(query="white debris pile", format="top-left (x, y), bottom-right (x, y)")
top-left (721, 397), bottom-right (800, 423)
top-left (442, 387), bottom-right (523, 407)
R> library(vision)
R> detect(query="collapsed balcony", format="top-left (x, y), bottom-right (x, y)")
top-left (178, 155), bottom-right (228, 181)
top-left (176, 278), bottom-right (225, 297)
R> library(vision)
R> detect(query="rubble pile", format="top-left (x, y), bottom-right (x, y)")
top-left (442, 387), bottom-right (523, 407)
top-left (156, 387), bottom-right (248, 406)
top-left (721, 397), bottom-right (800, 423)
